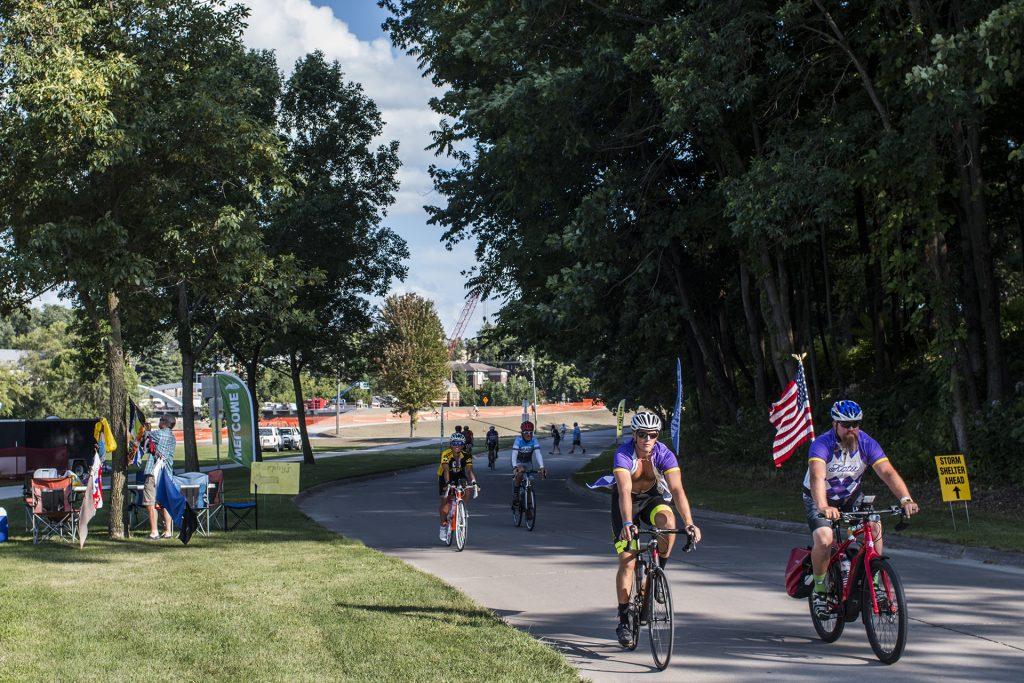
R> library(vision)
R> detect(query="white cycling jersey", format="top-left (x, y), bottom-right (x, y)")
top-left (510, 436), bottom-right (544, 470)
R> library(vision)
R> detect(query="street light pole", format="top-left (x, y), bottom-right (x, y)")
top-left (336, 377), bottom-right (341, 436)
top-left (530, 357), bottom-right (538, 426)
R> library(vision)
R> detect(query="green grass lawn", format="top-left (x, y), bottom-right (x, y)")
top-left (573, 447), bottom-right (1022, 554)
top-left (0, 449), bottom-right (578, 681)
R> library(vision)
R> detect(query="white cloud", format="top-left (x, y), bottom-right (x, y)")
top-left (242, 0), bottom-right (485, 336)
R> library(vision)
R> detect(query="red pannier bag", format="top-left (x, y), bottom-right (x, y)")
top-left (785, 546), bottom-right (813, 598)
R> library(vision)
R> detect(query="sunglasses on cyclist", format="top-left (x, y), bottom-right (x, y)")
top-left (634, 430), bottom-right (660, 440)
top-left (837, 420), bottom-right (861, 430)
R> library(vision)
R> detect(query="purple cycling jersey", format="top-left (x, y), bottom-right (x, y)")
top-left (803, 429), bottom-right (888, 501)
top-left (612, 440), bottom-right (680, 474)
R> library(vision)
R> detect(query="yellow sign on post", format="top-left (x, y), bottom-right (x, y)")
top-left (935, 454), bottom-right (971, 502)
top-left (250, 461), bottom-right (300, 495)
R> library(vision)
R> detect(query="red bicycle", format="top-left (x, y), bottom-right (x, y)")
top-left (810, 495), bottom-right (909, 664)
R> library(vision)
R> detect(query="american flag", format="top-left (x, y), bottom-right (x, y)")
top-left (769, 359), bottom-right (815, 467)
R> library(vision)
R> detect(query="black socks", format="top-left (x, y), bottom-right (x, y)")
top-left (658, 555), bottom-right (670, 569)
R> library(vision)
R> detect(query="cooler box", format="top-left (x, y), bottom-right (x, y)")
top-left (0, 506), bottom-right (8, 543)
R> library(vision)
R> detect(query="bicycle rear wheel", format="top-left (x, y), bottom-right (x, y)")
top-left (525, 487), bottom-right (536, 531)
top-left (809, 561), bottom-right (844, 642)
top-left (862, 557), bottom-right (907, 664)
top-left (455, 501), bottom-right (468, 551)
top-left (647, 566), bottom-right (674, 670)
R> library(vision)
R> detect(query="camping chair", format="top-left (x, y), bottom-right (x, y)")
top-left (175, 471), bottom-right (210, 536)
top-left (222, 473), bottom-right (258, 531)
top-left (205, 469), bottom-right (225, 533)
top-left (25, 476), bottom-right (78, 544)
top-left (126, 470), bottom-right (152, 537)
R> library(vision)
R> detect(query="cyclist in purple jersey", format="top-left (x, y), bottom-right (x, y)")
top-left (608, 412), bottom-right (701, 647)
top-left (805, 400), bottom-right (919, 617)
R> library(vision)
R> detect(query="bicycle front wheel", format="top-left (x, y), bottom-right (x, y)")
top-left (455, 501), bottom-right (468, 551)
top-left (862, 557), bottom-right (907, 664)
top-left (647, 566), bottom-right (674, 670)
top-left (525, 487), bottom-right (536, 531)
top-left (809, 561), bottom-right (844, 642)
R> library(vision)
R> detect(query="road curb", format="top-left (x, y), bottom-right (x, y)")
top-left (565, 475), bottom-right (1024, 568)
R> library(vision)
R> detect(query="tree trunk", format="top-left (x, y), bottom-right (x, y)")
top-left (739, 261), bottom-right (768, 407)
top-left (290, 350), bottom-right (315, 465)
top-left (956, 215), bottom-right (984, 412)
top-left (105, 290), bottom-right (128, 539)
top-left (854, 188), bottom-right (889, 378)
top-left (924, 231), bottom-right (970, 452)
top-left (954, 120), bottom-right (1003, 402)
top-left (668, 247), bottom-right (739, 419)
top-left (759, 249), bottom-right (796, 385)
top-left (245, 355), bottom-right (263, 462)
top-left (409, 411), bottom-right (416, 437)
top-left (175, 282), bottom-right (199, 472)
top-left (683, 325), bottom-right (714, 430)
top-left (799, 259), bottom-right (820, 408)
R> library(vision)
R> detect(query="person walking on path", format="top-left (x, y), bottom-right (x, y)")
top-left (550, 424), bottom-right (562, 455)
top-left (144, 415), bottom-right (177, 540)
top-left (569, 422), bottom-right (586, 454)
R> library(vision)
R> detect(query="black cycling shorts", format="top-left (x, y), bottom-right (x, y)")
top-left (438, 472), bottom-right (469, 496)
top-left (610, 486), bottom-right (674, 554)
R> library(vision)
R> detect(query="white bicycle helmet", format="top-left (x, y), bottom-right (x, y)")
top-left (449, 432), bottom-right (466, 446)
top-left (630, 412), bottom-right (662, 431)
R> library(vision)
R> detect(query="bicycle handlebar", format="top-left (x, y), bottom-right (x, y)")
top-left (632, 527), bottom-right (698, 552)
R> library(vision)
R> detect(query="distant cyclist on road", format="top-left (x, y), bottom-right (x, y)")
top-left (589, 412), bottom-right (701, 647)
top-left (485, 426), bottom-right (499, 465)
top-left (805, 400), bottom-right (919, 617)
top-left (464, 425), bottom-right (475, 456)
top-left (437, 432), bottom-right (478, 542)
top-left (511, 421), bottom-right (546, 507)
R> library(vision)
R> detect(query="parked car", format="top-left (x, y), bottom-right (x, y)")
top-left (278, 427), bottom-right (304, 451)
top-left (258, 427), bottom-right (283, 452)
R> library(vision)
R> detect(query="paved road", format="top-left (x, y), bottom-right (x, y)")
top-left (299, 429), bottom-right (1024, 681)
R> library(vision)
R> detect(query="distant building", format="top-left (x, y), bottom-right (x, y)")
top-left (0, 349), bottom-right (29, 366)
top-left (439, 380), bottom-right (461, 407)
top-left (449, 361), bottom-right (509, 389)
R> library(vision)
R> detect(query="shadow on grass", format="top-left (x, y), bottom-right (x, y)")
top-left (334, 601), bottom-right (498, 623)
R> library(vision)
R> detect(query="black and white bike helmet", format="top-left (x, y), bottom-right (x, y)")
top-left (630, 412), bottom-right (662, 431)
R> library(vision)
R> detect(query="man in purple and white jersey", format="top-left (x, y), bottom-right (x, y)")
top-left (595, 411), bottom-right (701, 647)
top-left (805, 400), bottom-right (919, 617)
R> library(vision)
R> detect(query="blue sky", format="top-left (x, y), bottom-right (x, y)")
top-left (242, 0), bottom-right (488, 336)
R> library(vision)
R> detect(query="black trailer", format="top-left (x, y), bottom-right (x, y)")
top-left (0, 418), bottom-right (97, 477)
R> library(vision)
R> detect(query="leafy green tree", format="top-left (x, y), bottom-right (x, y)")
top-left (267, 51), bottom-right (408, 463)
top-left (373, 294), bottom-right (449, 436)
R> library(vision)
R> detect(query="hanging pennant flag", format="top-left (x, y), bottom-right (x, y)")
top-left (670, 357), bottom-right (683, 455)
top-left (78, 453), bottom-right (103, 548)
top-left (216, 372), bottom-right (257, 467)
top-left (615, 399), bottom-right (626, 443)
top-left (127, 400), bottom-right (148, 468)
top-left (769, 354), bottom-right (815, 468)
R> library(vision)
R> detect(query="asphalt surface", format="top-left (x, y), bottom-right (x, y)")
top-left (299, 429), bottom-right (1024, 681)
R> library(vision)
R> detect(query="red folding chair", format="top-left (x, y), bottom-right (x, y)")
top-left (25, 476), bottom-right (78, 544)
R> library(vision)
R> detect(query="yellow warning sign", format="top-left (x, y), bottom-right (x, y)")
top-left (250, 461), bottom-right (300, 495)
top-left (935, 454), bottom-right (971, 502)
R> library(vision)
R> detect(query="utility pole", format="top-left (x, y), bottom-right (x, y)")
top-left (530, 357), bottom-right (538, 426)
top-left (335, 377), bottom-right (341, 436)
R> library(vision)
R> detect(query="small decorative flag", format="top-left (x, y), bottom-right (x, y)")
top-left (769, 354), bottom-right (815, 468)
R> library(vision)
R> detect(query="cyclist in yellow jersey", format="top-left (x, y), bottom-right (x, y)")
top-left (437, 432), bottom-right (479, 542)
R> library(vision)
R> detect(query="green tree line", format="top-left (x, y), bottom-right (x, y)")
top-left (383, 0), bottom-right (1024, 485)
top-left (0, 0), bottom-right (407, 536)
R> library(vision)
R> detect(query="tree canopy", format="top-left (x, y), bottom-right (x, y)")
top-left (384, 0), bottom-right (1024, 484)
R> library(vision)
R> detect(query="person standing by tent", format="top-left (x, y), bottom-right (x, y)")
top-left (144, 415), bottom-right (177, 540)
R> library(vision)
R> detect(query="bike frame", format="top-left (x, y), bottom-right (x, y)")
top-left (827, 512), bottom-right (897, 616)
top-left (445, 482), bottom-right (476, 531)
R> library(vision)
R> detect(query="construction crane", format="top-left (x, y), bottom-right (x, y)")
top-left (447, 290), bottom-right (481, 359)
